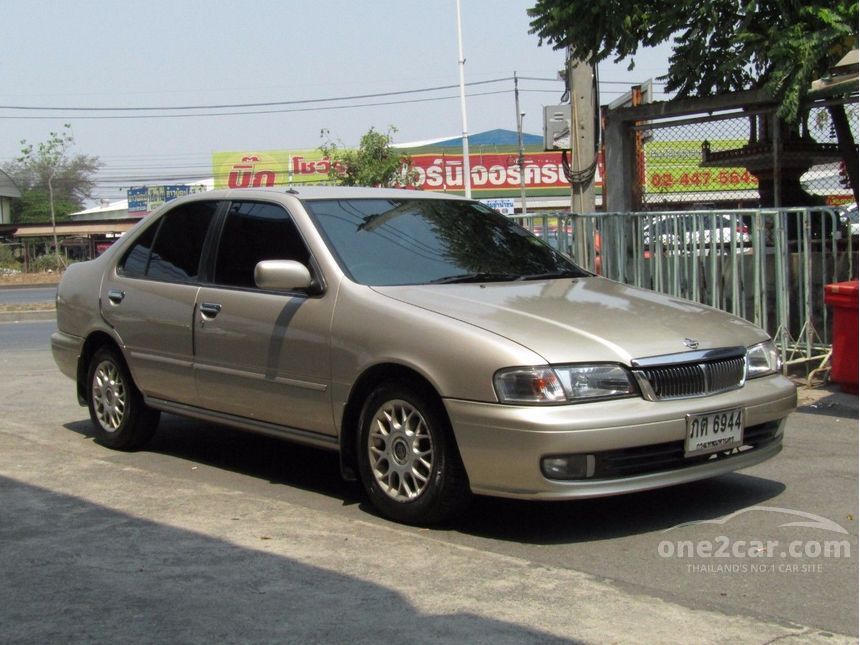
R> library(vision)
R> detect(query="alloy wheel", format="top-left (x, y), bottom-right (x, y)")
top-left (92, 360), bottom-right (127, 432)
top-left (367, 399), bottom-right (435, 501)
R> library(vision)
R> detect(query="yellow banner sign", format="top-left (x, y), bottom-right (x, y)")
top-left (212, 150), bottom-right (342, 189)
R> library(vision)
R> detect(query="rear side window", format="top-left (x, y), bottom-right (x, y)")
top-left (214, 201), bottom-right (310, 288)
top-left (119, 201), bottom-right (219, 282)
top-left (120, 221), bottom-right (157, 276)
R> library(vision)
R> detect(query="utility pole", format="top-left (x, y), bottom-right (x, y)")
top-left (568, 56), bottom-right (596, 264)
top-left (455, 0), bottom-right (472, 198)
top-left (514, 72), bottom-right (527, 217)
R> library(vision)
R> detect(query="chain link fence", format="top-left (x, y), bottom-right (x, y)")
top-left (633, 98), bottom-right (857, 210)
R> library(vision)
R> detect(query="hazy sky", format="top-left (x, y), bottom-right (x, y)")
top-left (1, 0), bottom-right (672, 201)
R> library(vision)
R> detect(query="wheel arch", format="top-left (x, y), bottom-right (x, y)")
top-left (76, 331), bottom-right (124, 405)
top-left (338, 362), bottom-right (453, 482)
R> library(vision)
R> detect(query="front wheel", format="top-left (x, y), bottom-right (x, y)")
top-left (87, 346), bottom-right (160, 451)
top-left (357, 382), bottom-right (471, 525)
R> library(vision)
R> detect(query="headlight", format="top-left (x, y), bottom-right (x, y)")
top-left (494, 364), bottom-right (637, 404)
top-left (746, 341), bottom-right (782, 378)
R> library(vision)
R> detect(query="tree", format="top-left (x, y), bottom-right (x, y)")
top-left (319, 126), bottom-right (418, 188)
top-left (4, 124), bottom-right (101, 249)
top-left (528, 0), bottom-right (859, 201)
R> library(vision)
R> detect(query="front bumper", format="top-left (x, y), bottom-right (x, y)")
top-left (444, 373), bottom-right (796, 500)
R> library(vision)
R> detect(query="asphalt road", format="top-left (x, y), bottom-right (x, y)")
top-left (1, 319), bottom-right (857, 642)
top-left (0, 317), bottom-right (55, 350)
top-left (0, 286), bottom-right (56, 305)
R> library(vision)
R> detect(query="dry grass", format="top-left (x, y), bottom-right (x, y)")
top-left (0, 302), bottom-right (55, 313)
top-left (0, 272), bottom-right (62, 286)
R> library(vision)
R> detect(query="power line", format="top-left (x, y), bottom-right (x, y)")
top-left (0, 78), bottom-right (511, 112)
top-left (0, 74), bottom-right (668, 122)
top-left (0, 89), bottom-right (512, 121)
top-left (517, 75), bottom-right (667, 86)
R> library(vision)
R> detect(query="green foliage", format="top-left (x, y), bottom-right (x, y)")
top-left (11, 190), bottom-right (78, 224)
top-left (0, 244), bottom-right (19, 270)
top-left (320, 126), bottom-right (419, 188)
top-left (528, 0), bottom-right (858, 120)
top-left (2, 124), bottom-right (101, 223)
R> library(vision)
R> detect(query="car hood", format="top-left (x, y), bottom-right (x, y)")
top-left (373, 277), bottom-right (767, 365)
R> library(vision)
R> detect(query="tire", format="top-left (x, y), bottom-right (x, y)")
top-left (86, 346), bottom-right (160, 451)
top-left (357, 382), bottom-right (471, 525)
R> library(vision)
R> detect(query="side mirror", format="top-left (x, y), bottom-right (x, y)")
top-left (254, 260), bottom-right (313, 291)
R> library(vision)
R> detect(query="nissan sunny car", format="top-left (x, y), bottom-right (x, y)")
top-left (52, 187), bottom-right (796, 524)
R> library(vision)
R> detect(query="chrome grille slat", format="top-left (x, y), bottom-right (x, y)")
top-left (638, 355), bottom-right (745, 400)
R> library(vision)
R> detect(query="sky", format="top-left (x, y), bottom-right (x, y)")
top-left (1, 0), bottom-right (673, 203)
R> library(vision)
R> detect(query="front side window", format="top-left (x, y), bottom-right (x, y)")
top-left (214, 201), bottom-right (310, 288)
top-left (304, 198), bottom-right (587, 286)
top-left (119, 200), bottom-right (218, 282)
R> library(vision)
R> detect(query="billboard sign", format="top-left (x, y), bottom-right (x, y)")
top-left (643, 140), bottom-right (759, 196)
top-left (212, 150), bottom-right (343, 189)
top-left (127, 184), bottom-right (208, 215)
top-left (480, 198), bottom-right (516, 215)
top-left (212, 148), bottom-right (589, 198)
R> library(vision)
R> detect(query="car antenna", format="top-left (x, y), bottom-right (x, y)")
top-left (285, 187), bottom-right (299, 195)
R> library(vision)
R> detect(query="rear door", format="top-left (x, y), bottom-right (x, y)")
top-left (193, 200), bottom-right (336, 436)
top-left (101, 199), bottom-right (221, 405)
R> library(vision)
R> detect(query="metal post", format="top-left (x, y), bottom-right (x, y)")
top-left (771, 113), bottom-right (781, 207)
top-left (514, 73), bottom-right (527, 217)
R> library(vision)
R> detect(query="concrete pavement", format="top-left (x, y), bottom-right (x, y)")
top-left (1, 420), bottom-right (853, 644)
top-left (0, 340), bottom-right (856, 643)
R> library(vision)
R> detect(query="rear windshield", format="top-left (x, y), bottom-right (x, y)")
top-left (303, 198), bottom-right (588, 286)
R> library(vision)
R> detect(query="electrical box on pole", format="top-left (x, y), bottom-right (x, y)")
top-left (543, 106), bottom-right (570, 151)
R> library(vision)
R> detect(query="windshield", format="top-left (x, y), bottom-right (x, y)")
top-left (303, 198), bottom-right (589, 286)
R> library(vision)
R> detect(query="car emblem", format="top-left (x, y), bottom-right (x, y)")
top-left (684, 338), bottom-right (700, 349)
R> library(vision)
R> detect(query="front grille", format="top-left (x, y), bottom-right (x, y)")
top-left (591, 421), bottom-right (781, 479)
top-left (636, 355), bottom-right (745, 400)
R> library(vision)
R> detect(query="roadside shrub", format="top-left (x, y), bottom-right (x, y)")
top-left (30, 253), bottom-right (68, 273)
top-left (0, 244), bottom-right (18, 270)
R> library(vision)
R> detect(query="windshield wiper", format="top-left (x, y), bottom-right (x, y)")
top-left (515, 269), bottom-right (589, 281)
top-left (430, 272), bottom-right (521, 284)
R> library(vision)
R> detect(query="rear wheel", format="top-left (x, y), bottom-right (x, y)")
top-left (357, 382), bottom-right (471, 525)
top-left (87, 346), bottom-right (159, 451)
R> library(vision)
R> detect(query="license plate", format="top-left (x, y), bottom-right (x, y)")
top-left (685, 408), bottom-right (744, 457)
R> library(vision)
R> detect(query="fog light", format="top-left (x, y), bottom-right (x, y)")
top-left (541, 454), bottom-right (595, 480)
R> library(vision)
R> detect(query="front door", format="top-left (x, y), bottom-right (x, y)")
top-left (193, 200), bottom-right (336, 436)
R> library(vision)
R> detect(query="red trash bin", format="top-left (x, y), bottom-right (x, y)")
top-left (824, 280), bottom-right (859, 393)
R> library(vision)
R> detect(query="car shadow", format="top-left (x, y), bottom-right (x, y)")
top-left (63, 414), bottom-right (363, 505)
top-left (2, 475), bottom-right (581, 644)
top-left (64, 415), bottom-right (786, 543)
top-left (455, 473), bottom-right (786, 544)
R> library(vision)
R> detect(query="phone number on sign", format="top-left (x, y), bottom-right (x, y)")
top-left (649, 170), bottom-right (759, 189)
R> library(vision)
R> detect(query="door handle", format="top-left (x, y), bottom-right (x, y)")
top-left (200, 302), bottom-right (222, 318)
top-left (107, 289), bottom-right (125, 304)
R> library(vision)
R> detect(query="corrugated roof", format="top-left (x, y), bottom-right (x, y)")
top-left (398, 129), bottom-right (544, 151)
top-left (0, 169), bottom-right (21, 198)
